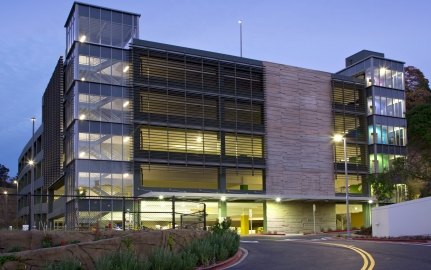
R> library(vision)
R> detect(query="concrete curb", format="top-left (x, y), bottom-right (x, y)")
top-left (352, 237), bottom-right (429, 243)
top-left (196, 247), bottom-right (248, 270)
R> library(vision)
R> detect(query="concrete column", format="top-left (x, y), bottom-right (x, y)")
top-left (218, 201), bottom-right (227, 220)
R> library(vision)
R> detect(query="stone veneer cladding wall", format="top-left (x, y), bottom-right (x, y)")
top-left (264, 62), bottom-right (334, 196)
top-left (266, 202), bottom-right (336, 233)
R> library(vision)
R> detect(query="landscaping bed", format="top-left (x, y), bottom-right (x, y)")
top-left (0, 219), bottom-right (240, 270)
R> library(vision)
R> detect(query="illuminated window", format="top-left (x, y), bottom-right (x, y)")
top-left (225, 133), bottom-right (263, 158)
top-left (226, 169), bottom-right (263, 191)
top-left (141, 164), bottom-right (218, 189)
top-left (334, 174), bottom-right (364, 194)
top-left (140, 126), bottom-right (220, 155)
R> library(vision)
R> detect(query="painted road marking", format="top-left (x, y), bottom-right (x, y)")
top-left (278, 238), bottom-right (331, 242)
top-left (317, 242), bottom-right (375, 270)
top-left (240, 240), bottom-right (259, 243)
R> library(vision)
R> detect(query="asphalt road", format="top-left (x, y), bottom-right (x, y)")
top-left (228, 235), bottom-right (431, 270)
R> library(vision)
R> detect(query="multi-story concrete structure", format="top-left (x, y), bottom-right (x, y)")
top-left (16, 2), bottom-right (406, 233)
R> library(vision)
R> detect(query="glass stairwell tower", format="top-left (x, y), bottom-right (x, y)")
top-left (63, 2), bottom-right (140, 228)
top-left (338, 50), bottom-right (407, 202)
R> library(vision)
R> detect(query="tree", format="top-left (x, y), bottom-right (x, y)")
top-left (407, 104), bottom-right (431, 151)
top-left (404, 66), bottom-right (431, 111)
top-left (0, 164), bottom-right (13, 188)
top-left (368, 173), bottom-right (397, 202)
top-left (405, 66), bottom-right (430, 92)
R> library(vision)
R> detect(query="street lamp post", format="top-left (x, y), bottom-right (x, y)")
top-left (13, 180), bottom-right (18, 222)
top-left (13, 180), bottom-right (18, 194)
top-left (334, 134), bottom-right (350, 238)
top-left (238, 20), bottom-right (243, 57)
top-left (368, 199), bottom-right (373, 227)
top-left (3, 191), bottom-right (8, 221)
top-left (30, 117), bottom-right (36, 231)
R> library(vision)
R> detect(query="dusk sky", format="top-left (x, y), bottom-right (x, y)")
top-left (0, 0), bottom-right (430, 176)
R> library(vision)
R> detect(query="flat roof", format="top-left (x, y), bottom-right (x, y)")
top-left (337, 55), bottom-right (405, 75)
top-left (131, 39), bottom-right (263, 67)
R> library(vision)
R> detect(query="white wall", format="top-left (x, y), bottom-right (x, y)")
top-left (372, 196), bottom-right (431, 237)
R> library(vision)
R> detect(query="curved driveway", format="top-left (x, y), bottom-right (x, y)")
top-left (228, 235), bottom-right (431, 270)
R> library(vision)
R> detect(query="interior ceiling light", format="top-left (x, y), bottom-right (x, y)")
top-left (28, 160), bottom-right (34, 166)
top-left (275, 197), bottom-right (281, 202)
top-left (123, 101), bottom-right (129, 107)
top-left (220, 196), bottom-right (226, 202)
top-left (81, 77), bottom-right (86, 81)
top-left (123, 173), bottom-right (129, 177)
top-left (123, 65), bottom-right (129, 73)
top-left (79, 35), bottom-right (86, 42)
top-left (79, 114), bottom-right (86, 120)
top-left (196, 136), bottom-right (203, 143)
top-left (158, 195), bottom-right (164, 200)
top-left (123, 136), bottom-right (130, 142)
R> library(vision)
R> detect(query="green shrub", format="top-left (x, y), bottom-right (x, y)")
top-left (184, 239), bottom-right (216, 267)
top-left (7, 245), bottom-right (22, 253)
top-left (356, 226), bottom-right (372, 236)
top-left (0, 255), bottom-right (17, 266)
top-left (95, 250), bottom-right (145, 270)
top-left (146, 248), bottom-right (197, 270)
top-left (41, 235), bottom-right (53, 248)
top-left (210, 217), bottom-right (232, 234)
top-left (121, 237), bottom-right (134, 251)
top-left (43, 258), bottom-right (82, 270)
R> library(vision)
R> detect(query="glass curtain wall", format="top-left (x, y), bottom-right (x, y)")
top-left (368, 125), bottom-right (406, 146)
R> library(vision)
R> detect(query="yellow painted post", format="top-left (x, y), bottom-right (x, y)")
top-left (240, 214), bottom-right (249, 235)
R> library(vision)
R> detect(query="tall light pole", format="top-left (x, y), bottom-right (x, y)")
top-left (334, 134), bottom-right (350, 238)
top-left (368, 199), bottom-right (373, 227)
top-left (30, 117), bottom-right (36, 231)
top-left (13, 180), bottom-right (18, 194)
top-left (13, 180), bottom-right (18, 222)
top-left (238, 20), bottom-right (243, 57)
top-left (3, 191), bottom-right (8, 222)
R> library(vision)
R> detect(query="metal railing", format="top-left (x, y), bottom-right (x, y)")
top-left (2, 193), bottom-right (206, 231)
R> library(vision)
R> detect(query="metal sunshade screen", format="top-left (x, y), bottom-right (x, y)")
top-left (331, 79), bottom-right (368, 194)
top-left (131, 45), bottom-right (265, 188)
top-left (42, 57), bottom-right (65, 189)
